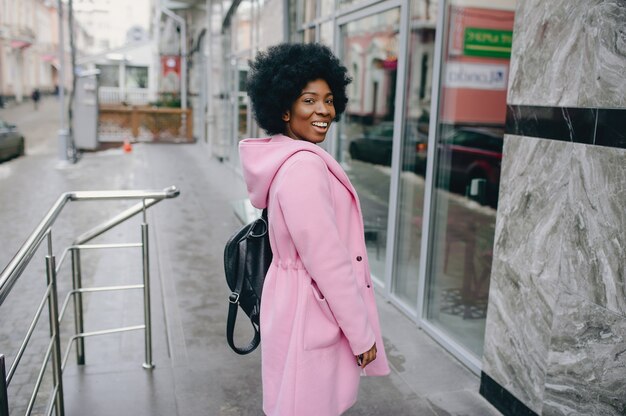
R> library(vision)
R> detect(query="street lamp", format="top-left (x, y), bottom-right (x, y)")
top-left (57, 0), bottom-right (68, 162)
top-left (160, 7), bottom-right (187, 117)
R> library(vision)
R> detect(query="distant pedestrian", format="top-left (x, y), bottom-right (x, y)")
top-left (31, 88), bottom-right (41, 110)
top-left (239, 43), bottom-right (390, 416)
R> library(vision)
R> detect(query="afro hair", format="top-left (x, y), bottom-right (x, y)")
top-left (246, 43), bottom-right (352, 136)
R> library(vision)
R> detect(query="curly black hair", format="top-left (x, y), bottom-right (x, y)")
top-left (246, 43), bottom-right (352, 136)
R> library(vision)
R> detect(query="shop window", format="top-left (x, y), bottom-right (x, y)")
top-left (422, 2), bottom-right (515, 358)
top-left (126, 66), bottom-right (148, 89)
top-left (303, 0), bottom-right (317, 22)
top-left (97, 64), bottom-right (119, 87)
top-left (338, 7), bottom-right (401, 283)
top-left (320, 20), bottom-right (333, 46)
top-left (320, 0), bottom-right (334, 17)
top-left (304, 27), bottom-right (316, 43)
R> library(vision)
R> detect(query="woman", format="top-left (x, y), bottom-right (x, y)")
top-left (239, 43), bottom-right (390, 416)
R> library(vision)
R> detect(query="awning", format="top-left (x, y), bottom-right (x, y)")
top-left (10, 40), bottom-right (32, 49)
top-left (41, 54), bottom-right (60, 69)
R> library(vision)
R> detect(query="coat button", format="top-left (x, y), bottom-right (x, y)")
top-left (356, 256), bottom-right (362, 262)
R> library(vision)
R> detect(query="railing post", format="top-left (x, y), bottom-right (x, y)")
top-left (71, 248), bottom-right (86, 365)
top-left (141, 222), bottom-right (154, 369)
top-left (0, 354), bottom-right (9, 416)
top-left (46, 255), bottom-right (65, 416)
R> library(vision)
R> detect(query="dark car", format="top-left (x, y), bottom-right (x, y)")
top-left (348, 121), bottom-right (426, 171)
top-left (421, 126), bottom-right (503, 206)
top-left (0, 119), bottom-right (25, 162)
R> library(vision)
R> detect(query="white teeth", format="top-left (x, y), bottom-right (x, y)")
top-left (312, 122), bottom-right (328, 127)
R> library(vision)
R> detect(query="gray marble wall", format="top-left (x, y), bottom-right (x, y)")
top-left (482, 1), bottom-right (626, 415)
top-left (507, 0), bottom-right (626, 108)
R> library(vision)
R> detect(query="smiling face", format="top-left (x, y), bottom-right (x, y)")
top-left (282, 79), bottom-right (336, 144)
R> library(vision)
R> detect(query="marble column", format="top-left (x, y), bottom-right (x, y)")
top-left (481, 1), bottom-right (626, 415)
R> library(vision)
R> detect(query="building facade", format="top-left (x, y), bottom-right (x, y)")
top-left (0, 0), bottom-right (92, 104)
top-left (158, 1), bottom-right (625, 414)
top-left (0, 0), bottom-right (58, 103)
top-left (73, 0), bottom-right (152, 53)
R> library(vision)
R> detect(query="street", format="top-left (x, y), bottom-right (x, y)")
top-left (0, 98), bottom-right (498, 415)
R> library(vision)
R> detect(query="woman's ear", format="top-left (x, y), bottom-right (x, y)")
top-left (282, 111), bottom-right (290, 122)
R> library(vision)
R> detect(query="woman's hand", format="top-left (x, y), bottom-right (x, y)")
top-left (356, 343), bottom-right (377, 369)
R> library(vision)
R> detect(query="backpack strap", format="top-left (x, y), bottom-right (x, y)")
top-left (226, 214), bottom-right (264, 355)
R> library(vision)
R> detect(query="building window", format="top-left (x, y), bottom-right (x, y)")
top-left (97, 64), bottom-right (119, 87)
top-left (422, 3), bottom-right (515, 358)
top-left (126, 66), bottom-right (148, 89)
top-left (337, 7), bottom-right (401, 282)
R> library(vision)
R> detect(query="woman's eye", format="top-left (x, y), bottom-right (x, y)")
top-left (326, 99), bottom-right (334, 105)
top-left (303, 98), bottom-right (314, 104)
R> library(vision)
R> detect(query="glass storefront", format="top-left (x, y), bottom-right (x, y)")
top-left (337, 6), bottom-right (401, 284)
top-left (214, 0), bottom-right (516, 371)
top-left (392, 0), bottom-right (436, 309)
top-left (424, 2), bottom-right (514, 358)
top-left (224, 0), bottom-right (256, 168)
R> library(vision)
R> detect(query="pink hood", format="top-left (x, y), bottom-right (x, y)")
top-left (239, 134), bottom-right (350, 209)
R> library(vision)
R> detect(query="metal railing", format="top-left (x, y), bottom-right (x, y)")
top-left (0, 186), bottom-right (180, 416)
top-left (98, 87), bottom-right (150, 106)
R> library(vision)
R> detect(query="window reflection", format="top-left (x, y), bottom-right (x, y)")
top-left (392, 1), bottom-right (436, 306)
top-left (424, 2), bottom-right (515, 357)
top-left (339, 8), bottom-right (401, 282)
top-left (304, 27), bottom-right (316, 43)
top-left (320, 21), bottom-right (333, 46)
top-left (303, 0), bottom-right (317, 22)
top-left (237, 68), bottom-right (249, 140)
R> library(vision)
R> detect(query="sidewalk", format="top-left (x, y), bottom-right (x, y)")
top-left (0, 100), bottom-right (500, 415)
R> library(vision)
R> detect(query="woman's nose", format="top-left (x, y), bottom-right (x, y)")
top-left (315, 102), bottom-right (331, 116)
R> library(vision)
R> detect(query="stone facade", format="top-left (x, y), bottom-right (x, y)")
top-left (481, 1), bottom-right (626, 415)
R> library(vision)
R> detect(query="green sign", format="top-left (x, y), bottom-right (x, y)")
top-left (464, 28), bottom-right (513, 59)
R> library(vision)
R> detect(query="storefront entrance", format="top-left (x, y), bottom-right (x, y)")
top-left (333, 0), bottom-right (515, 372)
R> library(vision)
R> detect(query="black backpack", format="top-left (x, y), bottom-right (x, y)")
top-left (224, 209), bottom-right (272, 354)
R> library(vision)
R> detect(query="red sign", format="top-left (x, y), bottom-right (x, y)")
top-left (160, 55), bottom-right (181, 92)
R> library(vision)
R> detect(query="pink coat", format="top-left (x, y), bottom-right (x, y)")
top-left (239, 135), bottom-right (390, 416)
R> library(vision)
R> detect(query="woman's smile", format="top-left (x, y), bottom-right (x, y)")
top-left (283, 79), bottom-right (336, 144)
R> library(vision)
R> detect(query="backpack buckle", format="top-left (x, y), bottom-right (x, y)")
top-left (229, 292), bottom-right (240, 304)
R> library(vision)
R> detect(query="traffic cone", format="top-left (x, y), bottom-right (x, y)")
top-left (123, 138), bottom-right (133, 153)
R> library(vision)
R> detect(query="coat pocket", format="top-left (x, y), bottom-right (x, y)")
top-left (303, 282), bottom-right (341, 351)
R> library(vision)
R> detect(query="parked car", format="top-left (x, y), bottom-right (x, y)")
top-left (418, 126), bottom-right (503, 207)
top-left (0, 119), bottom-right (25, 162)
top-left (348, 121), bottom-right (426, 171)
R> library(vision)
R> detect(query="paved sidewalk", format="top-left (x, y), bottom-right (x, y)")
top-left (0, 99), bottom-right (500, 415)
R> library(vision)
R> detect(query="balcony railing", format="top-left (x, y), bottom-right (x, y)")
top-left (98, 87), bottom-right (150, 106)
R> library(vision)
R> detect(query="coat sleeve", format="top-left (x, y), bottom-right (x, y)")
top-left (275, 152), bottom-right (375, 355)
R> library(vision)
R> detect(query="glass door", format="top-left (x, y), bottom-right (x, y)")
top-left (337, 5), bottom-right (402, 285)
top-left (422, 1), bottom-right (515, 360)
top-left (391, 0), bottom-right (437, 311)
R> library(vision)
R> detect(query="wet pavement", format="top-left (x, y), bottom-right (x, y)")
top-left (0, 98), bottom-right (500, 415)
